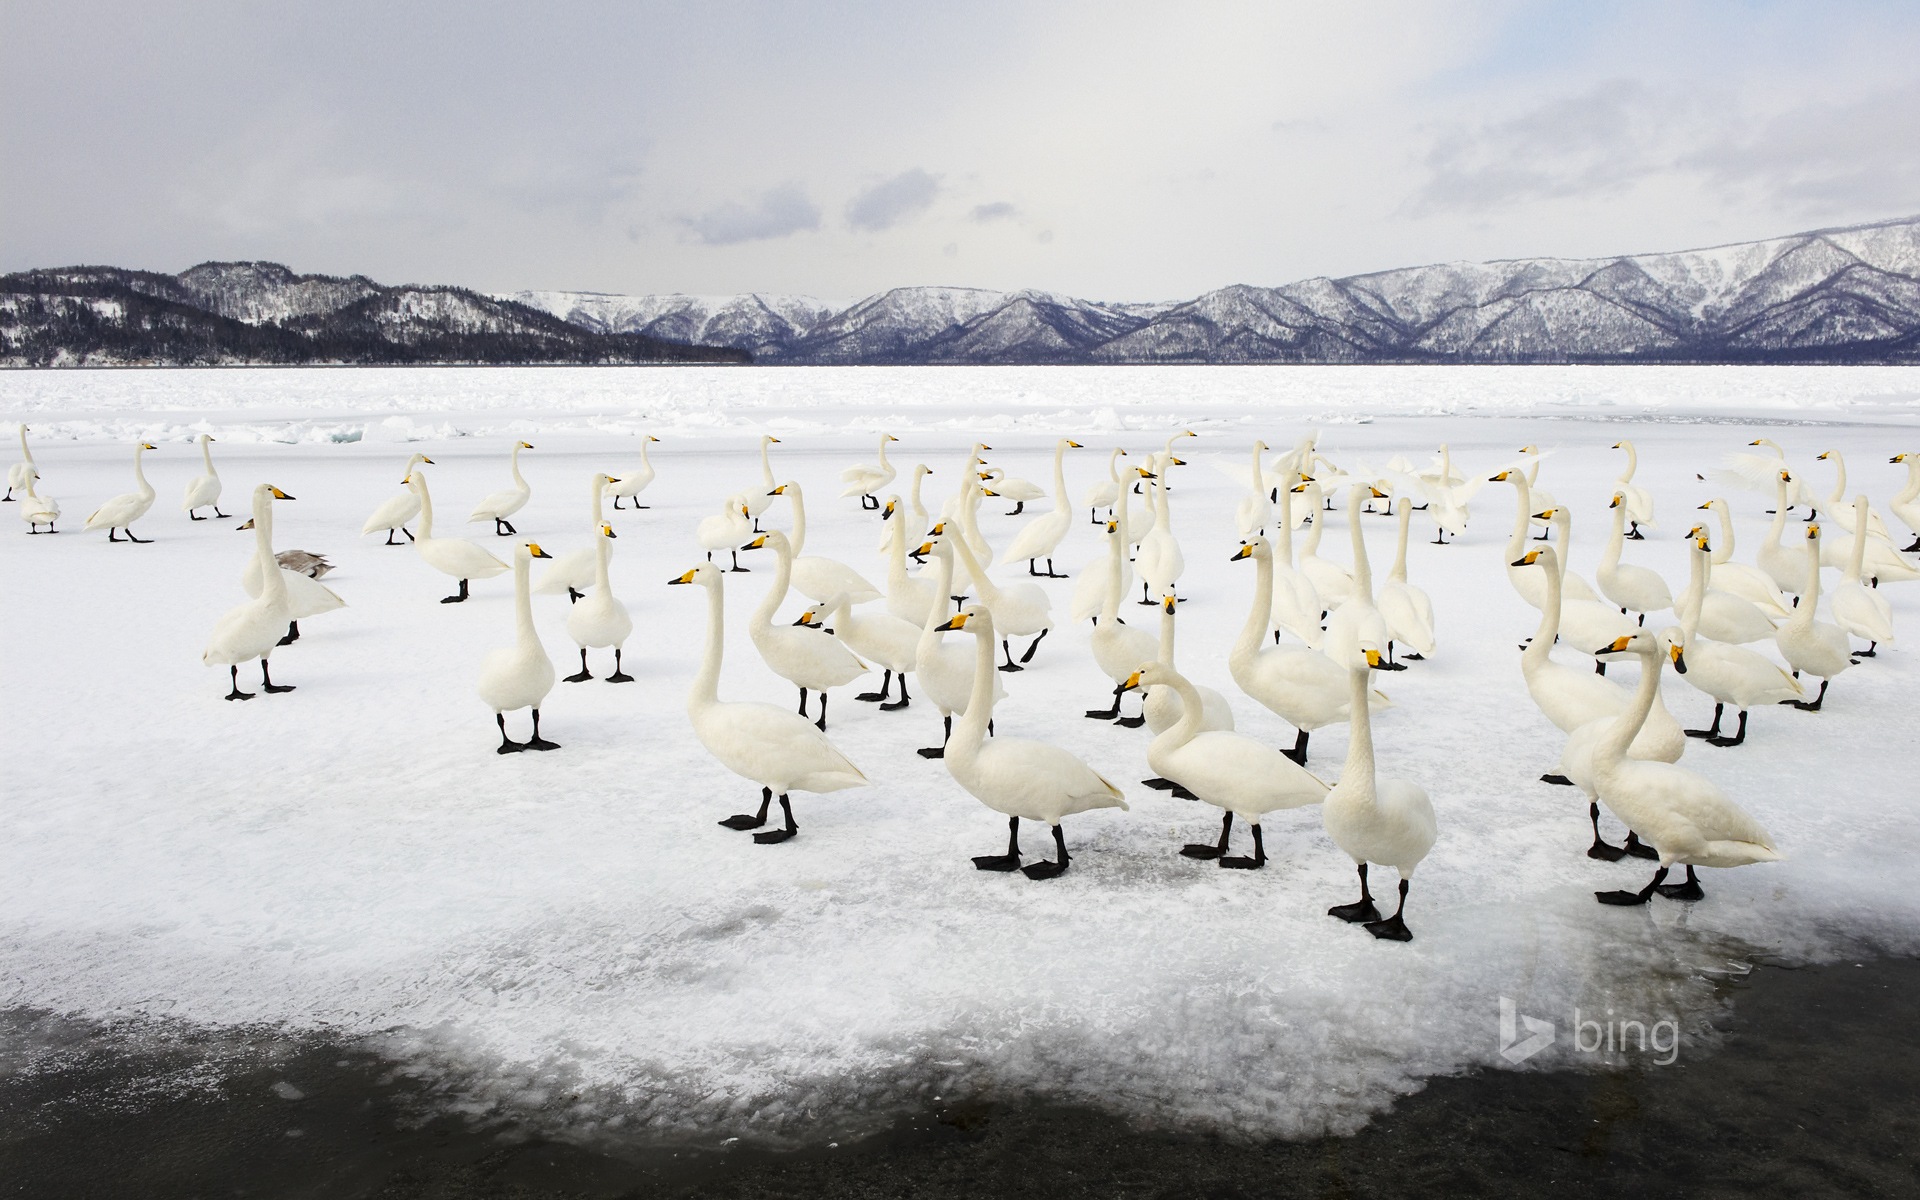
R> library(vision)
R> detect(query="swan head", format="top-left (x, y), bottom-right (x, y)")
top-left (1230, 536), bottom-right (1269, 562)
top-left (885, 434), bottom-right (899, 443)
top-left (909, 539), bottom-right (934, 562)
top-left (139, 442), bottom-right (157, 451)
top-left (1608, 492), bottom-right (1625, 508)
top-left (768, 483), bottom-right (789, 496)
top-left (517, 441), bottom-right (535, 450)
top-left (197, 433), bottom-right (214, 444)
top-left (1816, 451), bottom-right (1832, 461)
top-left (880, 497), bottom-right (899, 519)
top-left (934, 604), bottom-right (990, 634)
top-left (1510, 546), bottom-right (1554, 569)
top-left (741, 530), bottom-right (788, 555)
top-left (1137, 468), bottom-right (1159, 480)
top-left (1105, 520), bottom-right (1120, 536)
top-left (763, 435), bottom-right (781, 446)
top-left (267, 486), bottom-right (294, 500)
top-left (599, 523), bottom-right (617, 539)
top-left (523, 542), bottom-right (553, 559)
top-left (1894, 453), bottom-right (1910, 464)
top-left (1060, 438), bottom-right (1083, 450)
top-left (1805, 523), bottom-right (1821, 542)
top-left (1162, 594), bottom-right (1178, 614)
top-left (667, 563), bottom-right (718, 587)
top-left (648, 435), bottom-right (662, 443)
top-left (1490, 469), bottom-right (1511, 482)
top-left (1531, 506), bottom-right (1559, 522)
top-left (1611, 441), bottom-right (1625, 451)
top-left (982, 488), bottom-right (1001, 498)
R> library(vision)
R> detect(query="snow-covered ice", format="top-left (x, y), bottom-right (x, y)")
top-left (3, 365), bottom-right (1919, 1145)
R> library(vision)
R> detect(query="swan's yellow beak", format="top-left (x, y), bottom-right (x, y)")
top-left (607, 476), bottom-right (622, 484)
top-left (519, 441), bottom-right (534, 449)
top-left (402, 474), bottom-right (412, 484)
top-left (648, 436), bottom-right (661, 443)
top-left (1163, 595), bottom-right (1177, 613)
top-left (929, 521), bottom-right (946, 535)
top-left (1779, 469), bottom-right (1792, 480)
top-left (935, 613), bottom-right (969, 631)
top-left (1750, 439), bottom-right (1765, 446)
top-left (739, 504), bottom-right (751, 516)
top-left (742, 535), bottom-right (769, 550)
top-left (1532, 508), bottom-right (1557, 519)
top-left (1182, 428), bottom-right (1196, 437)
top-left (979, 443), bottom-right (992, 451)
top-left (1365, 649), bottom-right (1383, 668)
top-left (1067, 440), bottom-right (1083, 448)
top-left (1817, 451), bottom-right (1831, 460)
top-left (528, 543), bottom-right (552, 558)
top-left (1511, 550), bottom-right (1542, 566)
top-left (422, 456), bottom-right (435, 464)
top-left (1806, 524), bottom-right (1820, 538)
top-left (882, 501), bottom-right (896, 518)
top-left (887, 434), bottom-right (899, 442)
top-left (1611, 441), bottom-right (1624, 450)
top-left (1170, 456), bottom-right (1187, 466)
top-left (1893, 454), bottom-right (1909, 463)
top-left (1105, 520), bottom-right (1119, 533)
top-left (983, 488), bottom-right (1000, 497)
top-left (912, 541), bottom-right (935, 556)
top-left (1697, 501), bottom-right (1711, 510)
top-left (1370, 486), bottom-right (1389, 498)
top-left (1603, 635), bottom-right (1633, 653)
top-left (668, 568), bottom-right (697, 585)
top-left (601, 524), bottom-right (616, 537)
top-left (1695, 536), bottom-right (1711, 551)
top-left (768, 484), bottom-right (787, 495)
top-left (1230, 543), bottom-right (1254, 561)
top-left (237, 518), bottom-right (254, 530)
top-left (1609, 493), bottom-right (1622, 508)
top-left (268, 486), bottom-right (295, 500)
top-left (1121, 670), bottom-right (1142, 690)
top-left (795, 609), bottom-right (817, 626)
top-left (1290, 482), bottom-right (1308, 493)
top-left (1490, 470), bottom-right (1511, 481)
top-left (140, 442), bottom-right (157, 450)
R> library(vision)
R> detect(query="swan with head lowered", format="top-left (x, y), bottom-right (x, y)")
top-left (740, 530), bottom-right (869, 729)
top-left (84, 442), bottom-right (158, 542)
top-left (1665, 532), bottom-right (1803, 747)
top-left (203, 484), bottom-right (299, 700)
top-left (182, 434), bottom-right (228, 519)
top-left (911, 536), bottom-right (1005, 758)
top-left (1322, 636), bottom-right (1437, 942)
top-left (563, 524), bottom-right (634, 683)
top-left (767, 480), bottom-right (883, 603)
top-left (362, 453), bottom-right (435, 544)
top-left (937, 604), bottom-right (1127, 879)
top-left (840, 432), bottom-right (898, 509)
top-left (478, 541), bottom-right (560, 752)
top-left (998, 438), bottom-right (1082, 578)
top-left (1590, 631), bottom-right (1782, 907)
top-left (1772, 523), bottom-right (1856, 711)
top-left (406, 469), bottom-right (509, 602)
top-left (801, 588), bottom-right (919, 710)
top-left (669, 561), bottom-right (868, 843)
top-left (1125, 660), bottom-right (1323, 869)
top-left (469, 440), bottom-right (534, 536)
top-left (1229, 535), bottom-right (1389, 765)
top-left (606, 435), bottom-right (660, 509)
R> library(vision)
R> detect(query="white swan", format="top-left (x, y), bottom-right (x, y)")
top-left (1813, 451), bottom-right (1891, 542)
top-left (1142, 592), bottom-right (1236, 735)
top-left (19, 471), bottom-right (59, 533)
top-left (668, 561), bottom-right (867, 842)
top-left (979, 465), bottom-right (1045, 514)
top-left (804, 589), bottom-right (919, 710)
top-left (1590, 631), bottom-right (1782, 907)
top-left (606, 435), bottom-right (660, 509)
top-left (937, 604), bottom-right (1127, 879)
top-left (5, 424), bottom-right (34, 502)
top-left (1293, 481), bottom-right (1354, 606)
top-left (1323, 485), bottom-right (1399, 672)
top-left (563, 525), bottom-right (634, 683)
top-left (882, 495), bottom-right (942, 626)
top-left (535, 472), bottom-right (616, 602)
top-left (468, 440), bottom-right (534, 536)
top-left (1517, 446), bottom-right (1557, 538)
top-left (875, 462), bottom-right (934, 553)
top-left (478, 541), bottom-right (560, 752)
top-left (1890, 453), bottom-right (1920, 552)
top-left (1377, 497), bottom-right (1436, 664)
top-left (203, 484), bottom-right (298, 700)
top-left (1230, 535), bottom-right (1387, 764)
top-left (1322, 638), bottom-right (1437, 941)
top-left (1536, 507), bottom-right (1637, 657)
top-left (1267, 477), bottom-right (1326, 648)
top-left (946, 508), bottom-right (1051, 671)
top-left (697, 494), bottom-right (755, 571)
top-left (1082, 447), bottom-right (1126, 525)
top-left (362, 454), bottom-right (434, 543)
top-left (740, 530), bottom-right (869, 729)
top-left (1719, 437), bottom-right (1816, 512)
top-left (1673, 523), bottom-right (1782, 645)
top-left (1234, 440), bottom-right (1274, 536)
top-left (1496, 469), bottom-right (1598, 607)
top-left (1693, 499), bottom-right (1791, 614)
top-left (1830, 496), bottom-right (1896, 656)
top-left (1772, 523), bottom-right (1856, 710)
top-left (1128, 661), bottom-right (1322, 868)
top-left (1667, 532), bottom-right (1803, 747)
top-left (911, 536), bottom-right (1005, 759)
top-left (1083, 521), bottom-right (1159, 726)
top-left (769, 479), bottom-right (883, 603)
top-left (240, 507), bottom-right (346, 645)
top-left (406, 469), bottom-right (509, 602)
top-left (744, 435), bottom-right (781, 527)
top-left (1597, 491), bottom-right (1673, 623)
top-left (1610, 440), bottom-right (1655, 537)
top-left (1756, 471), bottom-right (1814, 595)
top-left (839, 432), bottom-right (898, 509)
top-left (1070, 467), bottom-right (1138, 624)
top-left (84, 442), bottom-right (158, 542)
top-left (999, 437), bottom-right (1082, 577)
top-left (182, 434), bottom-right (227, 519)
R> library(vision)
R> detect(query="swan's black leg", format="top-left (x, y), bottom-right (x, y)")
top-left (566, 648), bottom-right (594, 682)
top-left (1019, 629), bottom-right (1048, 663)
top-left (1283, 728), bottom-right (1309, 765)
top-left (1686, 702), bottom-right (1724, 740)
top-left (1042, 557), bottom-right (1065, 579)
top-left (441, 578), bottom-right (470, 604)
top-left (815, 692), bottom-right (829, 732)
top-left (730, 550), bottom-right (749, 572)
top-left (1138, 581), bottom-right (1154, 606)
top-left (214, 507), bottom-right (229, 518)
top-left (1006, 501), bottom-right (1025, 517)
top-left (721, 787), bottom-right (772, 830)
top-left (502, 518), bottom-right (518, 536)
top-left (1906, 536), bottom-right (1920, 553)
top-left (1329, 862), bottom-right (1381, 923)
top-left (1377, 641), bottom-right (1407, 671)
top-left (494, 712), bottom-right (524, 753)
top-left (1708, 709), bottom-right (1749, 747)
top-left (1627, 522), bottom-right (1644, 540)
top-left (190, 510), bottom-right (206, 521)
top-left (1086, 683), bottom-right (1124, 720)
top-left (858, 669), bottom-right (892, 703)
top-left (567, 588), bottom-right (582, 604)
top-left (525, 709), bottom-right (560, 751)
top-left (607, 648), bottom-right (634, 683)
top-left (879, 672), bottom-right (910, 711)
top-left (917, 714), bottom-right (951, 759)
top-left (225, 665), bottom-right (255, 702)
top-left (1597, 866), bottom-right (1669, 906)
top-left (260, 660), bottom-right (294, 694)
top-left (1182, 811), bottom-right (1231, 860)
top-left (998, 639), bottom-right (1024, 672)
top-left (1788, 679), bottom-right (1830, 711)
top-left (402, 526), bottom-right (414, 542)
top-left (384, 528), bottom-right (400, 545)
top-left (1858, 641), bottom-right (1877, 658)
top-left (109, 528), bottom-right (122, 542)
top-left (125, 527), bottom-right (150, 543)
top-left (1587, 802), bottom-right (1626, 860)
top-left (1221, 823), bottom-right (1267, 870)
top-left (1594, 660), bottom-right (1607, 676)
top-left (974, 816), bottom-right (1022, 871)
top-left (1114, 684), bottom-right (1146, 728)
top-left (1364, 879), bottom-right (1414, 940)
top-left (1655, 864), bottom-right (1705, 901)
top-left (797, 687), bottom-right (810, 717)
top-left (1622, 831), bottom-right (1658, 860)
top-left (1021, 823), bottom-right (1069, 879)
top-left (753, 794), bottom-right (798, 843)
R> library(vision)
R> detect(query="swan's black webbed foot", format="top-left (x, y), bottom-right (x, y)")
top-left (1654, 865), bottom-right (1705, 901)
top-left (494, 713), bottom-right (524, 754)
top-left (1364, 912), bottom-right (1412, 940)
top-left (721, 788), bottom-right (772, 830)
top-left (916, 746), bottom-right (945, 759)
top-left (752, 795), bottom-right (798, 843)
top-left (1622, 831), bottom-right (1659, 860)
top-left (1114, 714), bottom-right (1146, 728)
top-left (606, 651), bottom-right (634, 683)
top-left (565, 649), bottom-right (594, 683)
top-left (224, 666), bottom-right (255, 702)
top-left (1597, 866), bottom-right (1669, 906)
top-left (1020, 825), bottom-right (1069, 878)
top-left (1328, 899), bottom-right (1380, 923)
top-left (974, 817), bottom-right (1021, 869)
top-left (1220, 825), bottom-right (1266, 870)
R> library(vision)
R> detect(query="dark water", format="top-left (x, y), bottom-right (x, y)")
top-left (4, 958), bottom-right (1917, 1199)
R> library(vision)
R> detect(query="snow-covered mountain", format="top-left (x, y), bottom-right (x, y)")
top-left (517, 215), bottom-right (1920, 364)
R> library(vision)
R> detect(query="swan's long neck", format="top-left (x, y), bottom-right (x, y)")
top-left (956, 612), bottom-right (998, 744)
top-left (1504, 475), bottom-right (1532, 559)
top-left (692, 578), bottom-right (724, 706)
top-left (1158, 600), bottom-right (1176, 665)
top-left (1276, 481), bottom-right (1295, 562)
top-left (1898, 460), bottom-right (1920, 505)
top-left (1164, 668), bottom-right (1205, 744)
top-left (877, 436), bottom-right (892, 472)
top-left (948, 527), bottom-right (1000, 603)
top-left (589, 475), bottom-right (606, 525)
top-left (1338, 664), bottom-right (1376, 795)
top-left (910, 466), bottom-right (928, 519)
top-left (1598, 647), bottom-right (1662, 765)
top-left (509, 443), bottom-right (526, 488)
top-left (921, 542), bottom-right (957, 638)
top-left (1617, 441), bottom-right (1638, 484)
top-left (1601, 500), bottom-right (1628, 571)
top-left (788, 486), bottom-right (808, 557)
top-left (1681, 542), bottom-right (1706, 639)
top-left (1848, 496), bottom-right (1870, 582)
top-left (888, 512), bottom-right (910, 587)
top-left (640, 438), bottom-right (654, 470)
top-left (1235, 546), bottom-right (1274, 664)
top-left (1153, 462), bottom-right (1173, 531)
top-left (593, 533), bottom-right (612, 592)
top-left (1390, 498), bottom-right (1411, 583)
top-left (254, 491), bottom-right (286, 603)
top-left (1524, 458), bottom-right (1540, 487)
top-left (1766, 477), bottom-right (1790, 546)
top-left (1524, 550), bottom-right (1563, 669)
top-left (513, 551), bottom-right (539, 648)
top-left (200, 438), bottom-right (215, 474)
top-left (1791, 532), bottom-right (1821, 626)
top-left (752, 539), bottom-right (794, 630)
top-left (1347, 487), bottom-right (1373, 602)
top-left (1302, 489), bottom-right (1324, 555)
top-left (1117, 470), bottom-right (1133, 542)
top-left (1711, 501), bottom-right (1735, 564)
top-left (133, 445), bottom-right (152, 497)
top-left (1553, 510), bottom-right (1574, 583)
top-left (1107, 448), bottom-right (1123, 484)
top-left (1827, 454), bottom-right (1848, 505)
top-left (1050, 441), bottom-right (1070, 509)
top-left (17, 426), bottom-right (30, 464)
top-left (1100, 529), bottom-right (1125, 623)
top-left (1250, 444), bottom-right (1266, 495)
top-left (414, 477), bottom-right (436, 539)
top-left (759, 438), bottom-right (775, 485)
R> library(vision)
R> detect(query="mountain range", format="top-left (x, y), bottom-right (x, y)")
top-left (9, 215), bottom-right (1920, 366)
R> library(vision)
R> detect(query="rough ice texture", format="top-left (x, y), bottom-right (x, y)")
top-left (2, 364), bottom-right (1918, 1146)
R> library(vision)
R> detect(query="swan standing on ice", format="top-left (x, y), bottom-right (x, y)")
top-left (406, 469), bottom-right (509, 602)
top-left (19, 472), bottom-right (59, 533)
top-left (1772, 524), bottom-right (1856, 711)
top-left (1233, 441), bottom-right (1274, 536)
top-left (1322, 485), bottom-right (1400, 672)
top-left (362, 453), bottom-right (435, 544)
top-left (1591, 632), bottom-right (1781, 907)
top-left (536, 472), bottom-right (617, 603)
top-left (479, 541), bottom-right (560, 752)
top-left (1084, 522), bottom-right (1158, 725)
top-left (938, 605), bottom-right (1127, 878)
top-left (1757, 472), bottom-right (1815, 596)
top-left (1693, 499), bottom-right (1792, 614)
top-left (1668, 534), bottom-right (1803, 747)
top-left (1128, 660), bottom-right (1313, 867)
top-left (767, 480), bottom-right (883, 603)
top-left (698, 495), bottom-right (755, 571)
top-left (1890, 453), bottom-right (1920, 552)
top-left (563, 525), bottom-right (634, 683)
top-left (840, 433), bottom-right (898, 509)
top-left (1323, 639), bottom-right (1437, 941)
top-left (469, 440), bottom-right (534, 536)
top-left (5, 424), bottom-right (35, 502)
top-left (740, 530), bottom-right (869, 730)
top-left (1597, 492), bottom-right (1673, 624)
top-left (882, 496), bottom-right (941, 626)
top-left (668, 561), bottom-right (867, 843)
top-left (240, 516), bottom-right (345, 645)
top-left (744, 435), bottom-right (781, 530)
top-left (980, 466), bottom-right (1044, 515)
top-left (1830, 496), bottom-right (1896, 657)
top-left (1082, 447), bottom-right (1126, 525)
top-left (1674, 523), bottom-right (1782, 645)
top-left (84, 442), bottom-right (158, 543)
top-left (802, 590), bottom-right (918, 710)
top-left (182, 434), bottom-right (228, 520)
top-left (999, 438), bottom-right (1082, 578)
top-left (1377, 498), bottom-right (1435, 664)
top-left (911, 537), bottom-right (1005, 758)
top-left (1133, 459), bottom-right (1186, 605)
top-left (606, 435), bottom-right (660, 509)
top-left (1610, 440), bottom-right (1655, 538)
top-left (203, 484), bottom-right (299, 700)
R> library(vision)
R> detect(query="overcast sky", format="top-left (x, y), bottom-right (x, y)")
top-left (5, 1), bottom-right (1918, 302)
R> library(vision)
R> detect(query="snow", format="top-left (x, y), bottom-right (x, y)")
top-left (3, 364), bottom-right (1920, 1148)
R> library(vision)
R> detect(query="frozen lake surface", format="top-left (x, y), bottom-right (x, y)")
top-left (3, 365), bottom-right (1918, 1145)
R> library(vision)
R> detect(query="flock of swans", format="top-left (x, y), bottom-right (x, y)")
top-left (13, 422), bottom-right (1920, 942)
